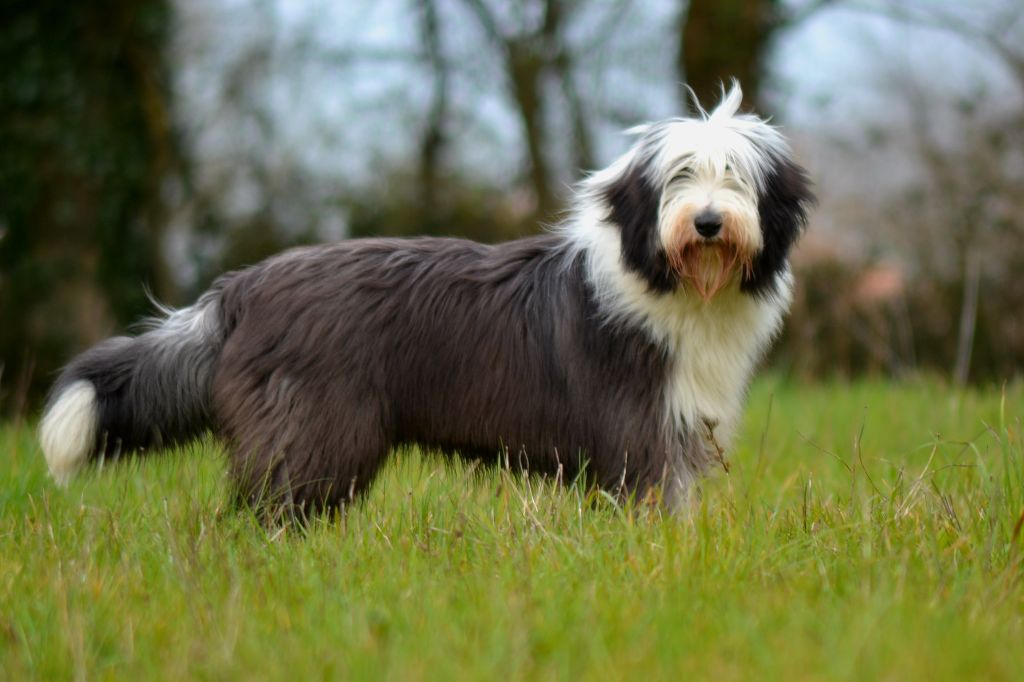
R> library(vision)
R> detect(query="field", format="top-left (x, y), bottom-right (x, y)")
top-left (1, 378), bottom-right (1022, 680)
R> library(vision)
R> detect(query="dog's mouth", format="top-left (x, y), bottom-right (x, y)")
top-left (667, 242), bottom-right (752, 302)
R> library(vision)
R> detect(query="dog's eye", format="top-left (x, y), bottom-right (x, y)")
top-left (672, 167), bottom-right (694, 182)
top-left (724, 163), bottom-right (733, 172)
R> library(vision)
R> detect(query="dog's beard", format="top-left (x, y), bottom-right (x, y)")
top-left (667, 243), bottom-right (750, 301)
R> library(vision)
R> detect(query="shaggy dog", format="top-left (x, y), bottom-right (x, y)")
top-left (39, 84), bottom-right (813, 516)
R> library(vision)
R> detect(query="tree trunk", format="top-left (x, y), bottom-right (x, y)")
top-left (458, 0), bottom-right (565, 221)
top-left (554, 52), bottom-right (594, 174)
top-left (415, 0), bottom-right (450, 231)
top-left (508, 47), bottom-right (555, 218)
top-left (677, 0), bottom-right (777, 110)
top-left (953, 251), bottom-right (981, 385)
top-left (0, 1), bottom-right (178, 412)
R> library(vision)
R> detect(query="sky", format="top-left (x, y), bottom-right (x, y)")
top-left (775, 1), bottom-right (1021, 130)
top-left (169, 0), bottom-right (1022, 242)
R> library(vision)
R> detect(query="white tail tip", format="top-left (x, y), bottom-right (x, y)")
top-left (39, 380), bottom-right (98, 486)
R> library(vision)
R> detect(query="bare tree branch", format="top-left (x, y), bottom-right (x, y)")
top-left (460, 0), bottom-right (506, 44)
top-left (576, 0), bottom-right (637, 57)
top-left (851, 1), bottom-right (1024, 94)
top-left (415, 0), bottom-right (450, 228)
top-left (781, 0), bottom-right (841, 28)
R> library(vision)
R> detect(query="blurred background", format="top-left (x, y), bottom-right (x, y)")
top-left (1, 0), bottom-right (1022, 415)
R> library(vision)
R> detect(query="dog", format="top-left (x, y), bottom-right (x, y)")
top-left (39, 83), bottom-right (813, 516)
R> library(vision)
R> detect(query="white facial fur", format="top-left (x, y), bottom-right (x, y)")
top-left (657, 158), bottom-right (762, 254)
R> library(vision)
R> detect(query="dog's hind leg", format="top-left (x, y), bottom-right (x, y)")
top-left (216, 373), bottom-right (391, 521)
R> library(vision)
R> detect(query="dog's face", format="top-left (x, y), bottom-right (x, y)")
top-left (657, 149), bottom-right (762, 301)
top-left (596, 83), bottom-right (814, 300)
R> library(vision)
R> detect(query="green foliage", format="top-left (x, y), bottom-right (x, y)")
top-left (1, 379), bottom-right (1021, 679)
top-left (0, 2), bottom-right (175, 411)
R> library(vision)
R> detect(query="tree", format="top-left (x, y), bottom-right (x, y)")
top-left (676, 0), bottom-right (835, 110)
top-left (459, 0), bottom-right (572, 219)
top-left (861, 0), bottom-right (1024, 382)
top-left (678, 0), bottom-right (776, 108)
top-left (0, 1), bottom-right (182, 411)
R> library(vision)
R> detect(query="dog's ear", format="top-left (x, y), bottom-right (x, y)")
top-left (601, 159), bottom-right (676, 293)
top-left (742, 154), bottom-right (815, 297)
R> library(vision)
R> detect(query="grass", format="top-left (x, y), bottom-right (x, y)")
top-left (1, 377), bottom-right (1022, 680)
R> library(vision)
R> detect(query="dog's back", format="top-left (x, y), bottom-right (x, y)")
top-left (41, 235), bottom-right (685, 515)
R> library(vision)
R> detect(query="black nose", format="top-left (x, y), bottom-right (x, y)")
top-left (694, 210), bottom-right (723, 239)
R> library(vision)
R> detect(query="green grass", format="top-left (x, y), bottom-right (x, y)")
top-left (2, 378), bottom-right (1022, 680)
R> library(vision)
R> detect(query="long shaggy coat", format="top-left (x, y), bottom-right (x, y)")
top-left (39, 83), bottom-right (814, 516)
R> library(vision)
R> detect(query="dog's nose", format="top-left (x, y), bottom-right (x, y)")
top-left (694, 210), bottom-right (723, 239)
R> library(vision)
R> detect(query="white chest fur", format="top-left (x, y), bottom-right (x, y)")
top-left (658, 280), bottom-right (790, 448)
top-left (571, 218), bottom-right (791, 449)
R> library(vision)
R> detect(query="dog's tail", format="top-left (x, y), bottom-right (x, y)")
top-left (39, 287), bottom-right (230, 484)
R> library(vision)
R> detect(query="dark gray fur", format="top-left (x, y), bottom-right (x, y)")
top-left (49, 235), bottom-right (712, 514)
top-left (46, 286), bottom-right (227, 456)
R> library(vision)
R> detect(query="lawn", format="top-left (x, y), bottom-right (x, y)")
top-left (1, 378), bottom-right (1022, 680)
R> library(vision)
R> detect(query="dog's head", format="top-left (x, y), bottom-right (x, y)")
top-left (589, 82), bottom-right (814, 300)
